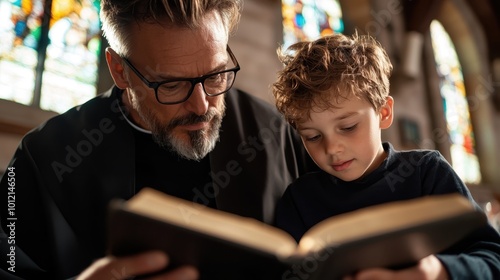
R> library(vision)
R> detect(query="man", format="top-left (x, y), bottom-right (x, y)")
top-left (0, 0), bottom-right (313, 279)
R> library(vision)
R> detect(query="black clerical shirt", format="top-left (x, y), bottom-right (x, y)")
top-left (133, 128), bottom-right (217, 208)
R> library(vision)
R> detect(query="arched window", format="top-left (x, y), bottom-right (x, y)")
top-left (281, 0), bottom-right (343, 49)
top-left (430, 20), bottom-right (481, 184)
top-left (0, 0), bottom-right (101, 113)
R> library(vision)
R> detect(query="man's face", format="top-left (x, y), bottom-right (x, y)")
top-left (121, 11), bottom-right (230, 161)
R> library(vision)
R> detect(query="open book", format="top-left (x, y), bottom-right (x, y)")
top-left (107, 188), bottom-right (487, 280)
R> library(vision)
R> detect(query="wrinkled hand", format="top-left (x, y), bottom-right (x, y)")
top-left (343, 255), bottom-right (448, 280)
top-left (77, 251), bottom-right (199, 280)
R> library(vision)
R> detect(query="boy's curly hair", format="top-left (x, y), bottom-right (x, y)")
top-left (272, 33), bottom-right (393, 127)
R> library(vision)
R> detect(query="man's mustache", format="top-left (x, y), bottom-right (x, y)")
top-left (168, 110), bottom-right (217, 129)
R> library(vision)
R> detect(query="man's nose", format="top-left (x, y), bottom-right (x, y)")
top-left (184, 83), bottom-right (209, 115)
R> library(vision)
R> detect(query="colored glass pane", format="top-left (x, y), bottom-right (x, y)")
top-left (430, 20), bottom-right (481, 184)
top-left (282, 0), bottom-right (343, 49)
top-left (0, 0), bottom-right (101, 113)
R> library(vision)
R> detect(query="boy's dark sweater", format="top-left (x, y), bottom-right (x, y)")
top-left (275, 142), bottom-right (500, 279)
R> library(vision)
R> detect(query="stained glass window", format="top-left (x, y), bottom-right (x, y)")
top-left (430, 20), bottom-right (481, 184)
top-left (281, 0), bottom-right (343, 49)
top-left (0, 0), bottom-right (101, 113)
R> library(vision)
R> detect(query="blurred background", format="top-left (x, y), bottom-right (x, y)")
top-left (1, 0), bottom-right (500, 226)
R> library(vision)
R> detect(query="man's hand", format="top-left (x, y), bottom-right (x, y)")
top-left (343, 255), bottom-right (448, 280)
top-left (77, 251), bottom-right (199, 280)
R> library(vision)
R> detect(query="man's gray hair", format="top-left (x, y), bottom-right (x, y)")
top-left (100, 0), bottom-right (243, 56)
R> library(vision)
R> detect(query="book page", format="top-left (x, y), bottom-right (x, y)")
top-left (297, 194), bottom-right (475, 254)
top-left (126, 188), bottom-right (298, 258)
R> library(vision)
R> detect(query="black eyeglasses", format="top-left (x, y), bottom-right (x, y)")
top-left (121, 46), bottom-right (240, 105)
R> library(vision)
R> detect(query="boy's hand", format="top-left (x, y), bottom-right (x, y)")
top-left (76, 251), bottom-right (199, 280)
top-left (343, 255), bottom-right (448, 280)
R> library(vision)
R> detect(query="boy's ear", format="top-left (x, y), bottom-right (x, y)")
top-left (379, 96), bottom-right (394, 129)
top-left (105, 47), bottom-right (129, 89)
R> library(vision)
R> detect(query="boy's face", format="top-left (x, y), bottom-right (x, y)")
top-left (296, 95), bottom-right (393, 182)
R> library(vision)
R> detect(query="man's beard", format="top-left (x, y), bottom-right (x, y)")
top-left (138, 104), bottom-right (225, 161)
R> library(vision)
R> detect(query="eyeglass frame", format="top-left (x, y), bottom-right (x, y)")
top-left (121, 46), bottom-right (240, 105)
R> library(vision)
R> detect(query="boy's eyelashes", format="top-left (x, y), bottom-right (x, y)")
top-left (303, 135), bottom-right (321, 142)
top-left (341, 124), bottom-right (358, 132)
top-left (300, 124), bottom-right (358, 142)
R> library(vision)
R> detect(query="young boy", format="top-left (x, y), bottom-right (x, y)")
top-left (272, 33), bottom-right (500, 280)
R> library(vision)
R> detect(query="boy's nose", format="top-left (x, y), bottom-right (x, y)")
top-left (325, 137), bottom-right (343, 155)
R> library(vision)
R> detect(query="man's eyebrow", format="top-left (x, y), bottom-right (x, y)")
top-left (208, 63), bottom-right (228, 74)
top-left (156, 62), bottom-right (228, 80)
